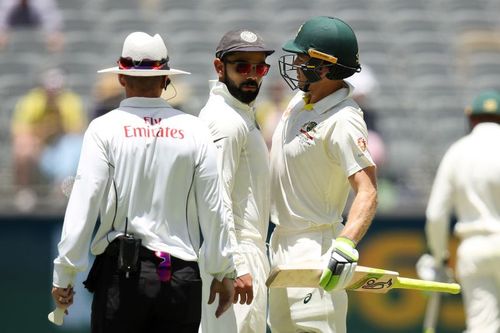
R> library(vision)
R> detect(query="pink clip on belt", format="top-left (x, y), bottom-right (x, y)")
top-left (154, 251), bottom-right (172, 282)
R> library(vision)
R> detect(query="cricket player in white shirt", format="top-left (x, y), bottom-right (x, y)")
top-left (51, 32), bottom-right (238, 333)
top-left (268, 16), bottom-right (378, 333)
top-left (198, 29), bottom-right (274, 333)
top-left (418, 90), bottom-right (500, 333)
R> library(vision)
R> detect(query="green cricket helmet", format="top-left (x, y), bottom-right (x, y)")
top-left (279, 16), bottom-right (361, 91)
top-left (465, 90), bottom-right (500, 116)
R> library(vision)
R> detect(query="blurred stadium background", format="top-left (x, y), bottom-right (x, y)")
top-left (2, 0), bottom-right (500, 331)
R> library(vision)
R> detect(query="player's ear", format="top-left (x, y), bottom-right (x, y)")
top-left (324, 66), bottom-right (336, 80)
top-left (163, 76), bottom-right (171, 90)
top-left (118, 74), bottom-right (127, 87)
top-left (214, 58), bottom-right (224, 78)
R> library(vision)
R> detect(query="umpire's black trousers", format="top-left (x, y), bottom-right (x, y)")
top-left (84, 241), bottom-right (202, 333)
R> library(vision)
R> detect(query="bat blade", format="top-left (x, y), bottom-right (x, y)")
top-left (265, 262), bottom-right (323, 288)
top-left (48, 307), bottom-right (65, 326)
top-left (266, 262), bottom-right (461, 294)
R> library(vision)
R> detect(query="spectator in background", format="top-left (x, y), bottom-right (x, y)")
top-left (345, 65), bottom-right (379, 131)
top-left (255, 79), bottom-right (291, 149)
top-left (0, 0), bottom-right (64, 52)
top-left (417, 90), bottom-right (500, 333)
top-left (346, 64), bottom-right (398, 213)
top-left (345, 64), bottom-right (385, 166)
top-left (91, 73), bottom-right (123, 120)
top-left (11, 68), bottom-right (86, 211)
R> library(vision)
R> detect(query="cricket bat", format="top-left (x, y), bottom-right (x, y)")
top-left (421, 264), bottom-right (453, 333)
top-left (422, 292), bottom-right (441, 333)
top-left (48, 307), bottom-right (65, 326)
top-left (266, 262), bottom-right (461, 294)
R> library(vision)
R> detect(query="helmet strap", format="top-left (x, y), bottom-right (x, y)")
top-left (300, 83), bottom-right (311, 92)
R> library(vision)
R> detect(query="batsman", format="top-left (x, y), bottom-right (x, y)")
top-left (268, 16), bottom-right (377, 332)
top-left (418, 90), bottom-right (500, 333)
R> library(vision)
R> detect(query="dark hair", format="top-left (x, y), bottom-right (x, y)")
top-left (469, 114), bottom-right (500, 125)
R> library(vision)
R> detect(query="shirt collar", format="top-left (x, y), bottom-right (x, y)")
top-left (209, 80), bottom-right (254, 114)
top-left (472, 122), bottom-right (500, 133)
top-left (301, 81), bottom-right (354, 114)
top-left (119, 97), bottom-right (172, 109)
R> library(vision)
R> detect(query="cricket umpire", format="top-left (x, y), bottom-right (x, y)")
top-left (419, 90), bottom-right (500, 333)
top-left (268, 16), bottom-right (378, 332)
top-left (51, 32), bottom-right (238, 333)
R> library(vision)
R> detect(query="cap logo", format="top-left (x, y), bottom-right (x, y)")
top-left (483, 99), bottom-right (498, 113)
top-left (240, 31), bottom-right (258, 43)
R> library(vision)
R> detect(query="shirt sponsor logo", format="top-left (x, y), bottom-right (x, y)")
top-left (124, 117), bottom-right (185, 139)
top-left (124, 126), bottom-right (185, 139)
top-left (144, 116), bottom-right (162, 125)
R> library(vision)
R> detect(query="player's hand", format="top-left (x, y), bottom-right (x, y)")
top-left (320, 237), bottom-right (359, 291)
top-left (208, 277), bottom-right (235, 318)
top-left (416, 254), bottom-right (453, 282)
top-left (233, 273), bottom-right (253, 305)
top-left (51, 285), bottom-right (74, 313)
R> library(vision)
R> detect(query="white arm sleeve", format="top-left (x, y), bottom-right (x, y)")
top-left (195, 136), bottom-right (237, 280)
top-left (53, 123), bottom-right (110, 287)
top-left (213, 124), bottom-right (249, 277)
top-left (425, 149), bottom-right (455, 262)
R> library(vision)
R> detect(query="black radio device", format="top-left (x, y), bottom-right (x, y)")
top-left (117, 217), bottom-right (141, 278)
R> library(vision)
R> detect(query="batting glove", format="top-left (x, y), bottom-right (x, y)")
top-left (416, 254), bottom-right (453, 282)
top-left (320, 237), bottom-right (359, 291)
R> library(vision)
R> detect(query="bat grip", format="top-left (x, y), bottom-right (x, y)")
top-left (48, 307), bottom-right (65, 326)
top-left (397, 277), bottom-right (461, 294)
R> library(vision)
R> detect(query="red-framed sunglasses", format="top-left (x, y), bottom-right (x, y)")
top-left (118, 57), bottom-right (169, 70)
top-left (226, 61), bottom-right (270, 76)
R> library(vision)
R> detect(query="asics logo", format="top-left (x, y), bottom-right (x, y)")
top-left (303, 292), bottom-right (312, 304)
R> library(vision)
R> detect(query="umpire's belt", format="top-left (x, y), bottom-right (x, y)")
top-left (105, 239), bottom-right (160, 261)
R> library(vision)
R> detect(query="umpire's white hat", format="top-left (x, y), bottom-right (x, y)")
top-left (98, 32), bottom-right (190, 76)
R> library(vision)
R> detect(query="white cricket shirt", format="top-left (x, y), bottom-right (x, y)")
top-left (53, 97), bottom-right (237, 287)
top-left (199, 81), bottom-right (270, 276)
top-left (426, 122), bottom-right (500, 261)
top-left (270, 83), bottom-right (375, 230)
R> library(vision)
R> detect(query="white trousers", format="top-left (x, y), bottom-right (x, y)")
top-left (268, 224), bottom-right (348, 333)
top-left (199, 239), bottom-right (269, 333)
top-left (457, 234), bottom-right (500, 333)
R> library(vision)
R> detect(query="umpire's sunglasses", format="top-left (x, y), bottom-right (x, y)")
top-left (118, 57), bottom-right (169, 70)
top-left (225, 61), bottom-right (270, 77)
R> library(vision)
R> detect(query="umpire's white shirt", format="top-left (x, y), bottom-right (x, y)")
top-left (270, 83), bottom-right (375, 230)
top-left (53, 97), bottom-right (237, 288)
top-left (426, 122), bottom-right (500, 260)
top-left (199, 80), bottom-right (270, 275)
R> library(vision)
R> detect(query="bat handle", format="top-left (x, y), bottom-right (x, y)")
top-left (48, 307), bottom-right (65, 326)
top-left (397, 277), bottom-right (461, 294)
top-left (423, 292), bottom-right (441, 333)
